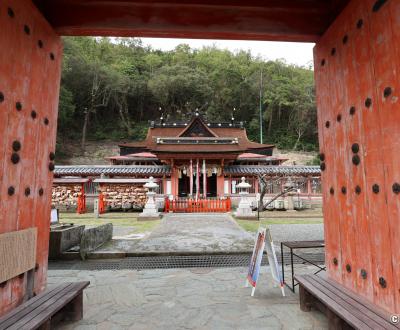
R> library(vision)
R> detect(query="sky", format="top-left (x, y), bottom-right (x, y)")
top-left (141, 38), bottom-right (315, 68)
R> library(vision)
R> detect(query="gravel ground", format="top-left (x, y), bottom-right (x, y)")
top-left (269, 224), bottom-right (324, 244)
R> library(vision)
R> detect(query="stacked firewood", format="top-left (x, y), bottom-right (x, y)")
top-left (99, 184), bottom-right (148, 209)
top-left (51, 184), bottom-right (82, 209)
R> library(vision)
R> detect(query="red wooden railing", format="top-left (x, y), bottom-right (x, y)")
top-left (165, 197), bottom-right (231, 213)
top-left (99, 192), bottom-right (106, 214)
top-left (77, 193), bottom-right (86, 214)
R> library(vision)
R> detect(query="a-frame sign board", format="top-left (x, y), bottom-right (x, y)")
top-left (245, 227), bottom-right (285, 297)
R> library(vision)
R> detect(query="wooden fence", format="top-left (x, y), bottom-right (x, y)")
top-left (165, 197), bottom-right (231, 213)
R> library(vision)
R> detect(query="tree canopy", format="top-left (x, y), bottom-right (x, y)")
top-left (59, 37), bottom-right (317, 153)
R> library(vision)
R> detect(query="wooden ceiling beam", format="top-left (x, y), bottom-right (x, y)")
top-left (34, 0), bottom-right (350, 42)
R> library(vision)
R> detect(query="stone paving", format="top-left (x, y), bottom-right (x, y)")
top-left (49, 266), bottom-right (328, 330)
top-left (97, 214), bottom-right (255, 254)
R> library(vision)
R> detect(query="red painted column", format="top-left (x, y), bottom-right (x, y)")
top-left (0, 0), bottom-right (62, 316)
top-left (315, 0), bottom-right (399, 313)
top-left (171, 165), bottom-right (178, 198)
top-left (217, 174), bottom-right (225, 197)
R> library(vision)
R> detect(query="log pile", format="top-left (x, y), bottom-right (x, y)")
top-left (51, 184), bottom-right (82, 209)
top-left (99, 184), bottom-right (148, 210)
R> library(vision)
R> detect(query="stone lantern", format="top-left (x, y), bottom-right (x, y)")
top-left (139, 177), bottom-right (161, 219)
top-left (235, 177), bottom-right (256, 218)
top-left (284, 178), bottom-right (297, 211)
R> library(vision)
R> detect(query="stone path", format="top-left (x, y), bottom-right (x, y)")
top-left (49, 266), bottom-right (327, 329)
top-left (97, 213), bottom-right (255, 254)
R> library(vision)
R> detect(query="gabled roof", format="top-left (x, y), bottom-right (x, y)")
top-left (178, 116), bottom-right (218, 138)
top-left (119, 112), bottom-right (274, 154)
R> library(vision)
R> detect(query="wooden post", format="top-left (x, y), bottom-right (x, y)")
top-left (299, 285), bottom-right (313, 312)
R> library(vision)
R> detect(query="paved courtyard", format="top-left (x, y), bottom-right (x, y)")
top-left (49, 266), bottom-right (327, 329)
top-left (97, 214), bottom-right (255, 254)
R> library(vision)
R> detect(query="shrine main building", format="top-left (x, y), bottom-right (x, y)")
top-left (108, 110), bottom-right (287, 198)
top-left (53, 111), bottom-right (321, 211)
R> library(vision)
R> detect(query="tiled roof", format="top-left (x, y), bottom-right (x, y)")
top-left (55, 165), bottom-right (319, 177)
top-left (54, 165), bottom-right (171, 176)
top-left (119, 126), bottom-right (274, 153)
top-left (223, 165), bottom-right (321, 176)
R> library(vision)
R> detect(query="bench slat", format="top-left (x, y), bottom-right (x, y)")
top-left (295, 275), bottom-right (372, 329)
top-left (316, 273), bottom-right (396, 324)
top-left (7, 282), bottom-right (89, 330)
top-left (311, 275), bottom-right (397, 329)
top-left (21, 282), bottom-right (89, 330)
top-left (0, 284), bottom-right (71, 328)
top-left (6, 283), bottom-right (77, 330)
top-left (306, 276), bottom-right (384, 329)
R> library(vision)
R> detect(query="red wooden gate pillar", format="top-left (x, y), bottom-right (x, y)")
top-left (315, 0), bottom-right (400, 313)
top-left (0, 0), bottom-right (62, 316)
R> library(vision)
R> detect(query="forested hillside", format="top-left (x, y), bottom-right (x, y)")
top-left (58, 37), bottom-right (317, 157)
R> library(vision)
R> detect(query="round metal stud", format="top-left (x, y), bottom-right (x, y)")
top-left (337, 114), bottom-right (342, 122)
top-left (39, 188), bottom-right (44, 196)
top-left (325, 121), bottom-right (330, 128)
top-left (8, 186), bottom-right (15, 196)
top-left (0, 281), bottom-right (7, 288)
top-left (24, 25), bottom-right (30, 35)
top-left (372, 184), bottom-right (380, 194)
top-left (49, 152), bottom-right (56, 161)
top-left (346, 264), bottom-right (351, 273)
top-left (355, 186), bottom-right (362, 195)
top-left (25, 187), bottom-right (31, 196)
top-left (38, 40), bottom-right (43, 48)
top-left (11, 153), bottom-right (20, 164)
top-left (49, 162), bottom-right (55, 171)
top-left (383, 87), bottom-right (392, 98)
top-left (330, 187), bottom-right (335, 195)
top-left (342, 35), bottom-right (349, 44)
top-left (333, 258), bottom-right (338, 266)
top-left (352, 155), bottom-right (360, 166)
top-left (7, 7), bottom-right (15, 18)
top-left (50, 53), bottom-right (55, 61)
top-left (357, 19), bottom-right (363, 29)
top-left (351, 143), bottom-right (360, 153)
top-left (35, 263), bottom-right (39, 271)
top-left (12, 140), bottom-right (21, 152)
top-left (319, 153), bottom-right (325, 162)
top-left (44, 117), bottom-right (49, 125)
top-left (392, 183), bottom-right (400, 195)
top-left (365, 98), bottom-right (372, 108)
top-left (31, 110), bottom-right (37, 119)
top-left (379, 277), bottom-right (387, 288)
top-left (0, 92), bottom-right (4, 103)
top-left (331, 48), bottom-right (336, 56)
top-left (321, 59), bottom-right (326, 67)
top-left (373, 0), bottom-right (388, 13)
top-left (16, 102), bottom-right (22, 111)
top-left (361, 269), bottom-right (367, 279)
top-left (349, 106), bottom-right (356, 116)
top-left (341, 186), bottom-right (347, 194)
top-left (320, 162), bottom-right (326, 171)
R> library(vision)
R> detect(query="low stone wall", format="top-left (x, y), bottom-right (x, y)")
top-left (99, 184), bottom-right (148, 210)
top-left (80, 223), bottom-right (113, 260)
top-left (52, 184), bottom-right (82, 211)
top-left (49, 224), bottom-right (85, 259)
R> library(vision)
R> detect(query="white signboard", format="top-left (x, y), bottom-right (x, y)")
top-left (50, 209), bottom-right (59, 224)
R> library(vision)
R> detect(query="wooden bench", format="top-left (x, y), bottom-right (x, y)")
top-left (295, 274), bottom-right (399, 330)
top-left (0, 281), bottom-right (89, 330)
